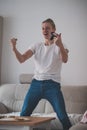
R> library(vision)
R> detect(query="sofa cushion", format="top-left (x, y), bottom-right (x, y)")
top-left (45, 100), bottom-right (54, 114)
top-left (61, 86), bottom-right (87, 114)
top-left (69, 123), bottom-right (87, 130)
top-left (0, 84), bottom-right (29, 112)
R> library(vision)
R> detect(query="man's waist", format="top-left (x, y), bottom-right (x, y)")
top-left (33, 73), bottom-right (61, 83)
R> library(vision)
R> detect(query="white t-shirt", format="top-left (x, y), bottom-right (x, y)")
top-left (29, 42), bottom-right (64, 83)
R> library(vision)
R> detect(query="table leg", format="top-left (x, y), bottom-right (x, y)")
top-left (30, 121), bottom-right (51, 130)
top-left (0, 125), bottom-right (30, 130)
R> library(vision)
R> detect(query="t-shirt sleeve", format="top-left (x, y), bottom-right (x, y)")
top-left (28, 43), bottom-right (37, 54)
top-left (28, 42), bottom-right (41, 54)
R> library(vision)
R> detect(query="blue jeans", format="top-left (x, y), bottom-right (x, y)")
top-left (20, 79), bottom-right (72, 130)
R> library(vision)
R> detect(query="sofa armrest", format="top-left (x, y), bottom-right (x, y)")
top-left (0, 102), bottom-right (8, 114)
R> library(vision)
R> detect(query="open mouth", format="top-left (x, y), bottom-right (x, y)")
top-left (44, 33), bottom-right (49, 38)
top-left (44, 33), bottom-right (48, 36)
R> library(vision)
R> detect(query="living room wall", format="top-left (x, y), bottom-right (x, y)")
top-left (0, 0), bottom-right (87, 85)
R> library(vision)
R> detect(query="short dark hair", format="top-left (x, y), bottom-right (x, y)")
top-left (42, 18), bottom-right (56, 30)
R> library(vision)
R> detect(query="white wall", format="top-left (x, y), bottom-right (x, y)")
top-left (0, 0), bottom-right (87, 85)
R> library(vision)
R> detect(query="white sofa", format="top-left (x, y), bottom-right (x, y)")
top-left (0, 74), bottom-right (87, 130)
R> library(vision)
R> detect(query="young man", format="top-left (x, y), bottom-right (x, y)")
top-left (10, 18), bottom-right (72, 130)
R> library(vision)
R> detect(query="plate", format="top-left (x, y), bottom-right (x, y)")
top-left (15, 116), bottom-right (31, 121)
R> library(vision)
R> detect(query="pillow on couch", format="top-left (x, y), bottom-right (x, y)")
top-left (80, 110), bottom-right (87, 124)
top-left (0, 102), bottom-right (8, 114)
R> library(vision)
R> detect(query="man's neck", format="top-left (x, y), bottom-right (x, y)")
top-left (45, 40), bottom-right (54, 46)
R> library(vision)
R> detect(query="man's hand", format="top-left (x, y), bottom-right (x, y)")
top-left (10, 38), bottom-right (17, 50)
top-left (11, 38), bottom-right (17, 46)
top-left (54, 33), bottom-right (69, 63)
top-left (54, 33), bottom-right (63, 47)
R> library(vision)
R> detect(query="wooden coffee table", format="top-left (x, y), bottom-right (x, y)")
top-left (0, 116), bottom-right (55, 130)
